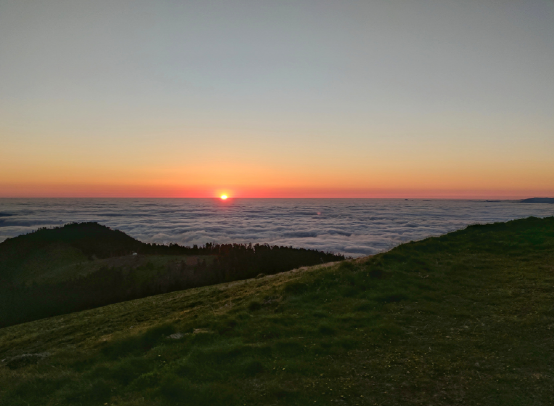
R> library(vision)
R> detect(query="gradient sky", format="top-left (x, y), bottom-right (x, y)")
top-left (1, 0), bottom-right (553, 198)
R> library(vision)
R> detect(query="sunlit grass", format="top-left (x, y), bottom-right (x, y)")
top-left (1, 216), bottom-right (553, 405)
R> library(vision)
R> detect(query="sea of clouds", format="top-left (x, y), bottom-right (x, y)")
top-left (0, 199), bottom-right (553, 257)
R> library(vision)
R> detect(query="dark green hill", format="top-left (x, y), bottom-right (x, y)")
top-left (1, 216), bottom-right (553, 405)
top-left (0, 222), bottom-right (144, 284)
top-left (0, 223), bottom-right (344, 327)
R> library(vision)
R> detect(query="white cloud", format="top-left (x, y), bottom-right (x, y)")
top-left (0, 199), bottom-right (553, 257)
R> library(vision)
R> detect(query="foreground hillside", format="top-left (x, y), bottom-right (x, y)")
top-left (1, 217), bottom-right (553, 405)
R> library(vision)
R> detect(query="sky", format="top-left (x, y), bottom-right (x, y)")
top-left (1, 0), bottom-right (553, 198)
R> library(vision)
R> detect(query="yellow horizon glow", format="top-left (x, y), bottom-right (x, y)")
top-left (2, 115), bottom-right (553, 199)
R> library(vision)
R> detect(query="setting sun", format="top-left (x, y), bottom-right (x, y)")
top-left (220, 194), bottom-right (228, 200)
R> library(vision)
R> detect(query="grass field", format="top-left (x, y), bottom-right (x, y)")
top-left (22, 254), bottom-right (212, 285)
top-left (1, 216), bottom-right (553, 405)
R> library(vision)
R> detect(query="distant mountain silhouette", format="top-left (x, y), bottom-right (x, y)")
top-left (520, 198), bottom-right (554, 204)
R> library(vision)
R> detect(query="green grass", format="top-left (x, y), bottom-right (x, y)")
top-left (1, 216), bottom-right (554, 405)
top-left (28, 254), bottom-right (213, 285)
top-left (11, 242), bottom-right (89, 285)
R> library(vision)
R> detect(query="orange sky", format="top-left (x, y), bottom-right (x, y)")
top-left (2, 117), bottom-right (553, 198)
top-left (1, 185), bottom-right (553, 199)
top-left (1, 1), bottom-right (553, 199)
top-left (2, 160), bottom-right (553, 199)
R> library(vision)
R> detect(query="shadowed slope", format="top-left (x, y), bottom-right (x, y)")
top-left (0, 222), bottom-right (344, 327)
top-left (0, 222), bottom-right (143, 284)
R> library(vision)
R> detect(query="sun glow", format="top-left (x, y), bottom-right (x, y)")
top-left (220, 194), bottom-right (228, 200)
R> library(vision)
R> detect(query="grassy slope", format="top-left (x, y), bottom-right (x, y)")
top-left (1, 217), bottom-right (553, 406)
top-left (0, 222), bottom-right (143, 285)
top-left (12, 243), bottom-right (89, 284)
top-left (29, 254), bottom-right (211, 285)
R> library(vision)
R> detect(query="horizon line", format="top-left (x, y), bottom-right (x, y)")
top-left (0, 196), bottom-right (544, 200)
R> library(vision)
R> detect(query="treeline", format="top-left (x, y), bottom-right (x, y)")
top-left (0, 224), bottom-right (344, 327)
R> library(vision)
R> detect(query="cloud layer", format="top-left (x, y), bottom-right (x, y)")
top-left (1, 199), bottom-right (553, 257)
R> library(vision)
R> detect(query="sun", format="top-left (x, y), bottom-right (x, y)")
top-left (220, 194), bottom-right (228, 200)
